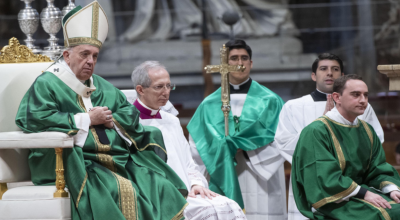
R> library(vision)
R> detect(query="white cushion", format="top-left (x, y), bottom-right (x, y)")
top-left (0, 131), bottom-right (74, 149)
top-left (0, 62), bottom-right (52, 132)
top-left (0, 186), bottom-right (71, 220)
top-left (2, 186), bottom-right (69, 200)
top-left (0, 149), bottom-right (30, 182)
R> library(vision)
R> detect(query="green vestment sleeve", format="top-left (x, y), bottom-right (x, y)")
top-left (16, 75), bottom-right (79, 135)
top-left (364, 123), bottom-right (400, 190)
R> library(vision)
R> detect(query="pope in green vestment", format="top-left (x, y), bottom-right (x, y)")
top-left (16, 69), bottom-right (188, 220)
top-left (14, 1), bottom-right (188, 219)
top-left (292, 114), bottom-right (400, 220)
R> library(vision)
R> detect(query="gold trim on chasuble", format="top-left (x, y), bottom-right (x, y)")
top-left (112, 173), bottom-right (138, 220)
top-left (76, 172), bottom-right (88, 208)
top-left (112, 118), bottom-right (167, 155)
top-left (171, 203), bottom-right (189, 220)
top-left (360, 120), bottom-right (374, 170)
top-left (315, 118), bottom-right (346, 172)
top-left (312, 181), bottom-right (358, 209)
top-left (96, 153), bottom-right (116, 172)
top-left (77, 95), bottom-right (115, 170)
top-left (380, 181), bottom-right (400, 190)
top-left (322, 115), bottom-right (360, 128)
top-left (355, 198), bottom-right (391, 220)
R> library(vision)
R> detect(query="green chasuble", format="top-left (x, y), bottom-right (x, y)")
top-left (187, 80), bottom-right (284, 209)
top-left (292, 116), bottom-right (400, 220)
top-left (16, 69), bottom-right (188, 220)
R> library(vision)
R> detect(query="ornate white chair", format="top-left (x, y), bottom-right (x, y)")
top-left (0, 38), bottom-right (73, 220)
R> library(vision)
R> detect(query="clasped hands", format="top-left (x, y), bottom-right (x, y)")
top-left (188, 185), bottom-right (218, 200)
top-left (88, 106), bottom-right (114, 128)
top-left (364, 190), bottom-right (400, 209)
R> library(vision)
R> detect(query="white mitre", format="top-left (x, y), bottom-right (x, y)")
top-left (62, 1), bottom-right (108, 49)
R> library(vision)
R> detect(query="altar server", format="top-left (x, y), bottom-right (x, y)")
top-left (188, 39), bottom-right (287, 220)
top-left (275, 53), bottom-right (384, 220)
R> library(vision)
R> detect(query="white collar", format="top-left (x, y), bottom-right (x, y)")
top-left (325, 107), bottom-right (358, 125)
top-left (230, 77), bottom-right (250, 90)
top-left (57, 58), bottom-right (86, 84)
top-left (138, 98), bottom-right (160, 116)
top-left (316, 88), bottom-right (331, 95)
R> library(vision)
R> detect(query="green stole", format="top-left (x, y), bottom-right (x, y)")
top-left (187, 81), bottom-right (284, 209)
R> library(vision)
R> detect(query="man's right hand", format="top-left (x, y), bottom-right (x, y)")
top-left (364, 191), bottom-right (392, 209)
top-left (323, 94), bottom-right (334, 115)
top-left (88, 106), bottom-right (113, 126)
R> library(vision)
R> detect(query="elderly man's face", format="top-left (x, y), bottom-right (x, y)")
top-left (63, 45), bottom-right (99, 81)
top-left (139, 68), bottom-right (171, 109)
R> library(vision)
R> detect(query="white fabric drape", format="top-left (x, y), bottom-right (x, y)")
top-left (139, 111), bottom-right (246, 219)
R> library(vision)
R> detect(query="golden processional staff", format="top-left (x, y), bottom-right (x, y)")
top-left (204, 44), bottom-right (246, 136)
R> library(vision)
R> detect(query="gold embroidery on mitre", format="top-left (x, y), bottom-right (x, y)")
top-left (312, 181), bottom-right (358, 209)
top-left (96, 153), bottom-right (116, 172)
top-left (112, 172), bottom-right (137, 220)
top-left (0, 37), bottom-right (52, 63)
top-left (76, 172), bottom-right (88, 208)
top-left (92, 2), bottom-right (99, 39)
top-left (65, 37), bottom-right (102, 49)
top-left (360, 120), bottom-right (374, 170)
top-left (316, 118), bottom-right (346, 172)
top-left (355, 198), bottom-right (391, 220)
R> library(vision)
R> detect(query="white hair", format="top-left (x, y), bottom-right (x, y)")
top-left (131, 61), bottom-right (166, 89)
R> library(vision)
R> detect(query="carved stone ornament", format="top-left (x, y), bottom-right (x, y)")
top-left (377, 64), bottom-right (400, 91)
top-left (0, 37), bottom-right (52, 63)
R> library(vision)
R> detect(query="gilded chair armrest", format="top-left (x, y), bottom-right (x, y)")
top-left (0, 131), bottom-right (73, 149)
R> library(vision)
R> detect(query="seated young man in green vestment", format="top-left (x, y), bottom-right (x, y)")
top-left (292, 74), bottom-right (400, 220)
top-left (15, 2), bottom-right (188, 220)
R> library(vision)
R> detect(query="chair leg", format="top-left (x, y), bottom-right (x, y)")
top-left (0, 183), bottom-right (7, 200)
top-left (54, 148), bottom-right (68, 198)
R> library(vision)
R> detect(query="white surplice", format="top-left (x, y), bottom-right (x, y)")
top-left (139, 110), bottom-right (246, 220)
top-left (189, 94), bottom-right (287, 220)
top-left (275, 94), bottom-right (384, 220)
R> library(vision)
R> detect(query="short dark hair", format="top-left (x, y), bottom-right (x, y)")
top-left (225, 39), bottom-right (252, 60)
top-left (333, 74), bottom-right (363, 95)
top-left (312, 53), bottom-right (344, 73)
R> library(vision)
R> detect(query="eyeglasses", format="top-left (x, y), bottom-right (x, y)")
top-left (229, 55), bottom-right (250, 62)
top-left (144, 84), bottom-right (176, 91)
